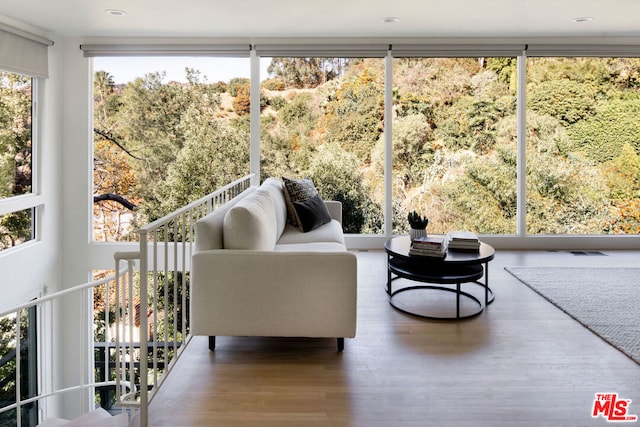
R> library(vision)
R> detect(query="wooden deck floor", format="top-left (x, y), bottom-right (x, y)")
top-left (148, 250), bottom-right (640, 426)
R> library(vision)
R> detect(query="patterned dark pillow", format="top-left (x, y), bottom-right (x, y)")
top-left (293, 193), bottom-right (332, 232)
top-left (282, 177), bottom-right (318, 228)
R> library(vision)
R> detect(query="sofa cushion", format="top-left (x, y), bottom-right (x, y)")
top-left (194, 187), bottom-right (255, 251)
top-left (278, 220), bottom-right (345, 246)
top-left (282, 177), bottom-right (318, 229)
top-left (223, 188), bottom-right (277, 250)
top-left (293, 193), bottom-right (332, 232)
top-left (260, 177), bottom-right (288, 239)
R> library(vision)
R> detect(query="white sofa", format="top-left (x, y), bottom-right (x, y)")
top-left (190, 177), bottom-right (357, 351)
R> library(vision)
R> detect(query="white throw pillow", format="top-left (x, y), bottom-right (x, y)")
top-left (223, 189), bottom-right (277, 250)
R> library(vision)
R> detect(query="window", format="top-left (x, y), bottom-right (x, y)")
top-left (0, 71), bottom-right (36, 252)
top-left (91, 57), bottom-right (251, 242)
top-left (259, 56), bottom-right (384, 234)
top-left (88, 45), bottom-right (640, 241)
top-left (0, 307), bottom-right (38, 426)
top-left (526, 57), bottom-right (640, 234)
top-left (391, 57), bottom-right (518, 235)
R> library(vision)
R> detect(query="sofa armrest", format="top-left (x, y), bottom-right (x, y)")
top-left (191, 249), bottom-right (357, 338)
top-left (324, 200), bottom-right (342, 225)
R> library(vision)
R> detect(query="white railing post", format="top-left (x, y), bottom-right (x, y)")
top-left (138, 228), bottom-right (149, 427)
top-left (16, 309), bottom-right (22, 427)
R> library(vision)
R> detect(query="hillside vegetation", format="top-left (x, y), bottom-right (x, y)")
top-left (90, 57), bottom-right (640, 240)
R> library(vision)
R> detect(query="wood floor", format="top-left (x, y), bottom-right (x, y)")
top-left (148, 250), bottom-right (640, 426)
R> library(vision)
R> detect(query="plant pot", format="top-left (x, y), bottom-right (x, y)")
top-left (409, 228), bottom-right (427, 240)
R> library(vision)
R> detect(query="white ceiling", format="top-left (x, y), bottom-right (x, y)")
top-left (0, 0), bottom-right (638, 40)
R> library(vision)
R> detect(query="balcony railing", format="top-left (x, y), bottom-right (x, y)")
top-left (0, 174), bottom-right (253, 426)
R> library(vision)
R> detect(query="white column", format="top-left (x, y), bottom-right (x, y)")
top-left (250, 48), bottom-right (260, 186)
top-left (516, 54), bottom-right (527, 236)
top-left (384, 49), bottom-right (393, 236)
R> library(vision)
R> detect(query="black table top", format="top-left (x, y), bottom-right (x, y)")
top-left (384, 235), bottom-right (495, 265)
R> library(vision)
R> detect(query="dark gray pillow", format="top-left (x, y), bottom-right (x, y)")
top-left (292, 193), bottom-right (332, 232)
top-left (282, 177), bottom-right (318, 227)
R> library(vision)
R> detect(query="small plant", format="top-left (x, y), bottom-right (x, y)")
top-left (407, 210), bottom-right (429, 229)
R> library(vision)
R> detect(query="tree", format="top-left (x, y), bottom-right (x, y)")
top-left (153, 116), bottom-right (250, 216)
top-left (0, 72), bottom-right (33, 249)
top-left (567, 99), bottom-right (640, 163)
top-left (321, 67), bottom-right (384, 163)
top-left (528, 79), bottom-right (596, 125)
top-left (267, 58), bottom-right (350, 89)
top-left (307, 143), bottom-right (382, 233)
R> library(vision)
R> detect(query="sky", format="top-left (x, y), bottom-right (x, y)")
top-left (93, 56), bottom-right (272, 84)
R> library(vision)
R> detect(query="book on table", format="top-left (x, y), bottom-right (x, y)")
top-left (409, 235), bottom-right (447, 258)
top-left (447, 230), bottom-right (480, 251)
top-left (408, 246), bottom-right (447, 258)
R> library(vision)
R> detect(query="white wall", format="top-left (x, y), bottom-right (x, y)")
top-left (0, 17), bottom-right (63, 312)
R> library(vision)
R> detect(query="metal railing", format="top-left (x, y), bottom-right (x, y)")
top-left (113, 174), bottom-right (253, 426)
top-left (0, 174), bottom-right (253, 426)
top-left (0, 261), bottom-right (136, 427)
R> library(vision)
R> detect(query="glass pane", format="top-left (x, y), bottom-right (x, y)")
top-left (392, 57), bottom-right (518, 235)
top-left (0, 208), bottom-right (34, 252)
top-left (0, 72), bottom-right (33, 199)
top-left (92, 57), bottom-right (251, 242)
top-left (0, 307), bottom-right (37, 426)
top-left (259, 57), bottom-right (384, 234)
top-left (526, 57), bottom-right (640, 234)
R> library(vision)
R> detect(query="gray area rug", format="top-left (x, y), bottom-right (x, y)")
top-left (505, 266), bottom-right (640, 365)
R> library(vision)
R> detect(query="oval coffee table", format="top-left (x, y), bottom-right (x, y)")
top-left (384, 235), bottom-right (495, 320)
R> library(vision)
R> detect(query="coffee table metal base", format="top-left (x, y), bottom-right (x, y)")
top-left (387, 259), bottom-right (485, 320)
top-left (389, 283), bottom-right (484, 320)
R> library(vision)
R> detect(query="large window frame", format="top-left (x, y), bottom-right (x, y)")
top-left (0, 73), bottom-right (42, 253)
top-left (84, 42), bottom-right (640, 251)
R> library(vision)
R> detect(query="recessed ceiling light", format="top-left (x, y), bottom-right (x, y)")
top-left (572, 17), bottom-right (593, 23)
top-left (382, 17), bottom-right (399, 24)
top-left (105, 9), bottom-right (127, 16)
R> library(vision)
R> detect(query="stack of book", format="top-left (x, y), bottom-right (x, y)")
top-left (447, 231), bottom-right (480, 252)
top-left (409, 235), bottom-right (447, 258)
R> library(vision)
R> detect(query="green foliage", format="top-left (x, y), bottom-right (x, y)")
top-left (322, 67), bottom-right (384, 163)
top-left (0, 72), bottom-right (32, 198)
top-left (525, 113), bottom-right (611, 234)
top-left (307, 143), bottom-right (382, 234)
top-left (486, 57), bottom-right (517, 89)
top-left (153, 119), bottom-right (249, 218)
top-left (394, 91), bottom-right (433, 119)
top-left (567, 99), bottom-right (640, 163)
top-left (528, 79), bottom-right (596, 124)
top-left (232, 83), bottom-right (251, 115)
top-left (228, 77), bottom-right (250, 96)
top-left (262, 77), bottom-right (285, 91)
top-left (0, 309), bottom-right (36, 425)
top-left (210, 81), bottom-right (228, 93)
top-left (386, 114), bottom-right (436, 188)
top-left (267, 58), bottom-right (350, 89)
top-left (268, 95), bottom-right (287, 111)
top-left (407, 211), bottom-right (429, 229)
top-left (433, 69), bottom-right (515, 155)
top-left (0, 209), bottom-right (32, 250)
top-left (280, 93), bottom-right (315, 126)
top-left (605, 143), bottom-right (640, 201)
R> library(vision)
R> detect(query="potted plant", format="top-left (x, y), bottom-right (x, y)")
top-left (407, 210), bottom-right (429, 240)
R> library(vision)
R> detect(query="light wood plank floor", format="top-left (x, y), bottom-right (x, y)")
top-left (148, 250), bottom-right (640, 426)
